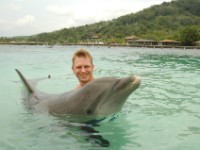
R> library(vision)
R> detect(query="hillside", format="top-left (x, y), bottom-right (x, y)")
top-left (3, 0), bottom-right (200, 45)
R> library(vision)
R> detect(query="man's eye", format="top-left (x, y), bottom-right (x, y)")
top-left (76, 66), bottom-right (82, 69)
top-left (75, 65), bottom-right (91, 70)
top-left (85, 66), bottom-right (90, 69)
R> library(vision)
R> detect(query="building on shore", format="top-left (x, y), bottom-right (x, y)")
top-left (134, 39), bottom-right (158, 46)
top-left (124, 36), bottom-right (139, 44)
top-left (89, 35), bottom-right (104, 44)
top-left (159, 40), bottom-right (181, 46)
top-left (195, 40), bottom-right (200, 46)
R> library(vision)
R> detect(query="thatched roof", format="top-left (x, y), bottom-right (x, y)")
top-left (195, 40), bottom-right (200, 44)
top-left (125, 36), bottom-right (139, 40)
top-left (135, 39), bottom-right (156, 42)
top-left (160, 40), bottom-right (180, 43)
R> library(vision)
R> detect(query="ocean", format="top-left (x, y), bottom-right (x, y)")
top-left (0, 45), bottom-right (199, 150)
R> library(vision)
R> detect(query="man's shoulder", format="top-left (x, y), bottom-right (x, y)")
top-left (75, 84), bottom-right (81, 89)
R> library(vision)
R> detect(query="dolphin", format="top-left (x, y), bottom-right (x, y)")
top-left (15, 69), bottom-right (141, 120)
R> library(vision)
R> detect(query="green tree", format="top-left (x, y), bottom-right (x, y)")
top-left (180, 26), bottom-right (200, 46)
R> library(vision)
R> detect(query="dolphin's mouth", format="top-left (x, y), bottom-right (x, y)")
top-left (99, 81), bottom-right (134, 106)
top-left (112, 76), bottom-right (139, 97)
top-left (98, 76), bottom-right (140, 109)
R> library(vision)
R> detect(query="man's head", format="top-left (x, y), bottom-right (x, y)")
top-left (72, 49), bottom-right (94, 87)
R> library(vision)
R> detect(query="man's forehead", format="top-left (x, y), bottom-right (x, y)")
top-left (74, 57), bottom-right (92, 65)
top-left (74, 56), bottom-right (90, 61)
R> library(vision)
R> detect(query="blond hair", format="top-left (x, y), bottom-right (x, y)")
top-left (72, 49), bottom-right (93, 66)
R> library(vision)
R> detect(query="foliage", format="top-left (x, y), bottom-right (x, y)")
top-left (179, 26), bottom-right (200, 46)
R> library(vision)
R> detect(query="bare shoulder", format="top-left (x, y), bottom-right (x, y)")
top-left (75, 84), bottom-right (81, 89)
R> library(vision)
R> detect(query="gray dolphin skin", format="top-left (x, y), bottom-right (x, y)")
top-left (15, 69), bottom-right (141, 119)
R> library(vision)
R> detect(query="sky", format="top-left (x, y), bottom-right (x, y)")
top-left (0, 0), bottom-right (172, 37)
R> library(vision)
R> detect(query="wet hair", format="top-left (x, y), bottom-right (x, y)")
top-left (72, 49), bottom-right (93, 66)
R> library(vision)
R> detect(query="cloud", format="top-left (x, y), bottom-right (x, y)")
top-left (15, 15), bottom-right (36, 26)
top-left (7, 2), bottom-right (22, 11)
top-left (45, 0), bottom-right (138, 28)
top-left (0, 0), bottom-right (173, 36)
top-left (47, 5), bottom-right (73, 16)
top-left (45, 0), bottom-right (165, 25)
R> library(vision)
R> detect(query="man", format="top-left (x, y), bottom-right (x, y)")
top-left (72, 49), bottom-right (94, 89)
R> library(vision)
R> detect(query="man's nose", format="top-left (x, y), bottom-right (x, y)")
top-left (81, 66), bottom-right (86, 72)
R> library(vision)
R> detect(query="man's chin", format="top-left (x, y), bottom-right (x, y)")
top-left (80, 77), bottom-right (89, 82)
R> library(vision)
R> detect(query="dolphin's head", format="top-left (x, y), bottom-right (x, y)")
top-left (76, 75), bottom-right (141, 116)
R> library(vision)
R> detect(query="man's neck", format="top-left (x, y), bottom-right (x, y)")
top-left (80, 77), bottom-right (94, 87)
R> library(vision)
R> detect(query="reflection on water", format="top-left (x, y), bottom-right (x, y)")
top-left (0, 45), bottom-right (200, 150)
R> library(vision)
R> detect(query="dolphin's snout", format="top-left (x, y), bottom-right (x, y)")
top-left (113, 77), bottom-right (132, 91)
top-left (114, 75), bottom-right (141, 92)
top-left (130, 75), bottom-right (141, 88)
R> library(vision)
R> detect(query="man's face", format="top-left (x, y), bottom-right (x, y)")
top-left (72, 56), bottom-right (94, 84)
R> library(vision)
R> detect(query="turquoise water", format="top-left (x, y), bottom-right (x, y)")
top-left (0, 45), bottom-right (199, 150)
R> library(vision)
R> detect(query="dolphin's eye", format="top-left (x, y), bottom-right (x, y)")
top-left (86, 109), bottom-right (92, 115)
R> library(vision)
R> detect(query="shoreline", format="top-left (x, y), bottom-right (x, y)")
top-left (0, 42), bottom-right (200, 49)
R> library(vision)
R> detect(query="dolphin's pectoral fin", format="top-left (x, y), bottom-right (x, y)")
top-left (62, 121), bottom-right (110, 147)
top-left (80, 125), bottom-right (110, 147)
top-left (85, 117), bottom-right (106, 125)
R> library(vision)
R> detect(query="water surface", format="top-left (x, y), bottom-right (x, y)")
top-left (0, 45), bottom-right (199, 150)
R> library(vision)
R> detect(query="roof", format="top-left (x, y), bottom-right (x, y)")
top-left (125, 36), bottom-right (139, 40)
top-left (135, 39), bottom-right (156, 42)
top-left (160, 40), bottom-right (180, 43)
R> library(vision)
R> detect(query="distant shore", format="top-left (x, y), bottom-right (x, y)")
top-left (0, 42), bottom-right (200, 49)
